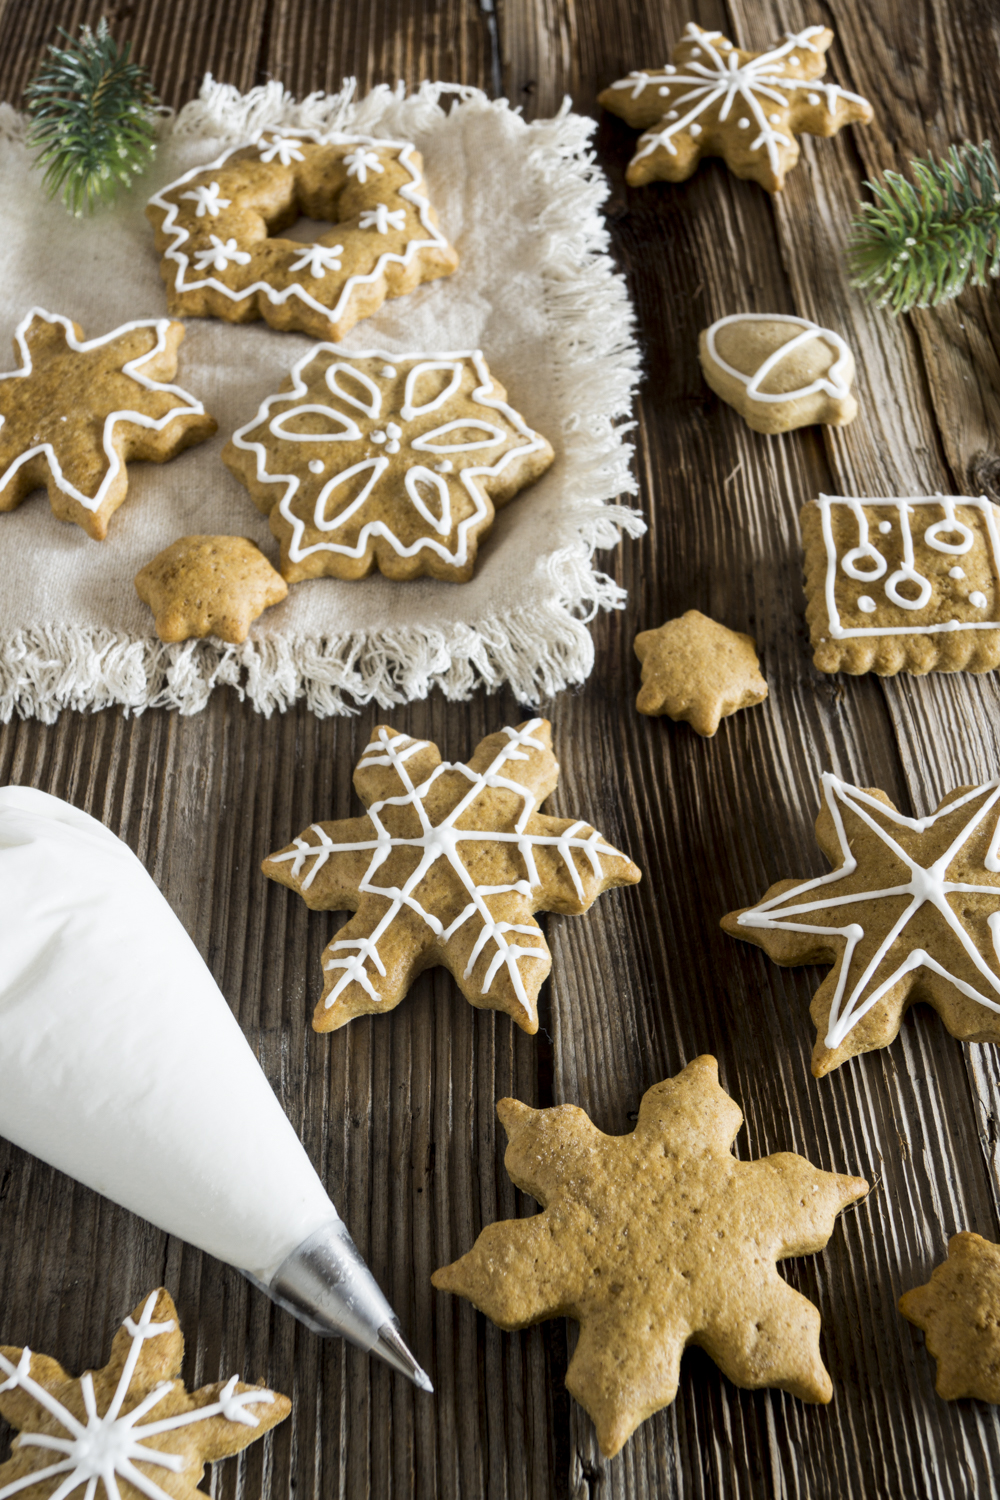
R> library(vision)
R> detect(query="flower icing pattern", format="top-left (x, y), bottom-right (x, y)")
top-left (288, 244), bottom-right (345, 277)
top-left (192, 234), bottom-right (252, 272)
top-left (343, 148), bottom-right (383, 183)
top-left (178, 182), bottom-right (230, 217)
top-left (258, 136), bottom-right (306, 164)
top-left (359, 204), bottom-right (407, 233)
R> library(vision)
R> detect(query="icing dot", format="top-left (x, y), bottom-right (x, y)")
top-left (371, 430), bottom-right (386, 444)
top-left (386, 440), bottom-right (400, 454)
top-left (769, 113), bottom-right (782, 123)
top-left (971, 591), bottom-right (988, 608)
top-left (858, 596), bottom-right (877, 613)
top-left (665, 64), bottom-right (676, 74)
top-left (381, 364), bottom-right (396, 378)
top-left (435, 460), bottom-right (453, 473)
top-left (807, 92), bottom-right (821, 105)
top-left (666, 110), bottom-right (678, 120)
top-left (789, 55), bottom-right (799, 65)
top-left (659, 86), bottom-right (671, 96)
top-left (691, 48), bottom-right (701, 57)
top-left (690, 124), bottom-right (702, 136)
top-left (308, 459), bottom-right (324, 473)
top-left (878, 521), bottom-right (892, 534)
top-left (385, 422), bottom-right (402, 439)
top-left (738, 118), bottom-right (750, 128)
top-left (949, 566), bottom-right (966, 579)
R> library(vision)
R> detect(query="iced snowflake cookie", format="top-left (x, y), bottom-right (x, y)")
top-left (0, 1287), bottom-right (290, 1500)
top-left (700, 315), bottom-right (857, 434)
top-left (802, 494), bottom-right (1000, 675)
top-left (598, 23), bottom-right (872, 194)
top-left (224, 346), bottom-right (555, 583)
top-left (135, 535), bottom-right (288, 644)
top-left (262, 718), bottom-right (640, 1033)
top-left (433, 1056), bottom-right (866, 1457)
top-left (0, 308), bottom-right (215, 541)
top-left (900, 1233), bottom-right (1000, 1402)
top-left (634, 610), bottom-right (768, 734)
top-left (722, 772), bottom-right (1000, 1076)
top-left (146, 127), bottom-right (458, 341)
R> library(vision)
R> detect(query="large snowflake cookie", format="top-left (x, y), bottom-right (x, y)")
top-left (700, 315), bottom-right (857, 434)
top-left (722, 772), bottom-right (1000, 1076)
top-left (0, 309), bottom-right (215, 541)
top-left (262, 718), bottom-right (640, 1034)
top-left (900, 1232), bottom-right (1000, 1402)
top-left (224, 346), bottom-right (555, 582)
top-left (0, 1287), bottom-right (290, 1500)
top-left (146, 127), bottom-right (458, 340)
top-left (802, 494), bottom-right (1000, 676)
top-left (432, 1056), bottom-right (867, 1457)
top-left (598, 23), bottom-right (872, 194)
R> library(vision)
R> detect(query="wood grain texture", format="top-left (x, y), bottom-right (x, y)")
top-left (1, 0), bottom-right (999, 1496)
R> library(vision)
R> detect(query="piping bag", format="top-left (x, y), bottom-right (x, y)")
top-left (0, 786), bottom-right (431, 1391)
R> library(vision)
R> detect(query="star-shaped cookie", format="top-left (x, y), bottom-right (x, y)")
top-left (0, 309), bottom-right (216, 540)
top-left (0, 1287), bottom-right (290, 1500)
top-left (634, 610), bottom-right (768, 734)
top-left (900, 1232), bottom-right (1000, 1401)
top-left (722, 774), bottom-right (1000, 1076)
top-left (135, 535), bottom-right (288, 644)
top-left (262, 718), bottom-right (640, 1033)
top-left (432, 1055), bottom-right (866, 1457)
top-left (598, 23), bottom-right (873, 193)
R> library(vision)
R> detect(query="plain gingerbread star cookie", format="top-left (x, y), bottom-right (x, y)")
top-left (900, 1233), bottom-right (1000, 1401)
top-left (135, 535), bottom-right (288, 644)
top-left (0, 1287), bottom-right (290, 1500)
top-left (0, 309), bottom-right (216, 540)
top-left (598, 22), bottom-right (872, 194)
top-left (432, 1055), bottom-right (867, 1457)
top-left (634, 610), bottom-right (768, 735)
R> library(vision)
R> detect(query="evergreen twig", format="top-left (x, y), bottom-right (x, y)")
top-left (25, 19), bottom-right (159, 216)
top-left (848, 141), bottom-right (1000, 315)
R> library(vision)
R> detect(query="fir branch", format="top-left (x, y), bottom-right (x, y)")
top-left (25, 19), bottom-right (159, 216)
top-left (848, 141), bottom-right (1000, 315)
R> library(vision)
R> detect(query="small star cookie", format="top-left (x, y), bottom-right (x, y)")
top-left (0, 309), bottom-right (216, 540)
top-left (634, 610), bottom-right (768, 735)
top-left (722, 774), bottom-right (1000, 1076)
top-left (0, 1287), bottom-right (290, 1500)
top-left (900, 1233), bottom-right (1000, 1401)
top-left (598, 23), bottom-right (873, 194)
top-left (262, 718), bottom-right (640, 1034)
top-left (700, 315), bottom-right (857, 434)
top-left (432, 1055), bottom-right (867, 1457)
top-left (135, 535), bottom-right (288, 644)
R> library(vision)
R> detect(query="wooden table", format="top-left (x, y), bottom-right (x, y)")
top-left (1, 0), bottom-right (999, 1495)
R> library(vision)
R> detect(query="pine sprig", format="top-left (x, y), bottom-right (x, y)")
top-left (25, 19), bottom-right (159, 216)
top-left (848, 141), bottom-right (1000, 315)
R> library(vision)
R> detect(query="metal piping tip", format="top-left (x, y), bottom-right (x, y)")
top-left (374, 1320), bottom-right (434, 1392)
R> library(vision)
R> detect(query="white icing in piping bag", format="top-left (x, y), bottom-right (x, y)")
top-left (0, 786), bottom-right (431, 1392)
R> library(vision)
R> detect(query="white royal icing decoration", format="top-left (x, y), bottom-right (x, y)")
top-left (269, 722), bottom-right (621, 1014)
top-left (0, 1292), bottom-right (275, 1500)
top-left (179, 181), bottom-right (230, 217)
top-left (706, 313), bottom-right (853, 404)
top-left (193, 235), bottom-right (252, 272)
top-left (289, 244), bottom-right (345, 277)
top-left (359, 204), bottom-right (407, 234)
top-left (258, 136), bottom-right (306, 164)
top-left (343, 148), bottom-right (384, 183)
top-left (736, 774), bottom-right (1000, 1049)
top-left (0, 309), bottom-right (210, 516)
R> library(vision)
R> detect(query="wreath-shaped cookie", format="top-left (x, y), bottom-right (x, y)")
top-left (146, 127), bottom-right (458, 340)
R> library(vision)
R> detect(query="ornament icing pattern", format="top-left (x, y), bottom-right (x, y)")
top-left (705, 315), bottom-right (853, 405)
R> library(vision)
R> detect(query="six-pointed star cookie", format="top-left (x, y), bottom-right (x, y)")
top-left (0, 1287), bottom-right (290, 1500)
top-left (0, 309), bottom-right (216, 540)
top-left (224, 346), bottom-right (555, 582)
top-left (900, 1232), bottom-right (1000, 1402)
top-left (262, 718), bottom-right (640, 1033)
top-left (135, 534), bottom-right (288, 643)
top-left (634, 610), bottom-right (768, 734)
top-left (432, 1055), bottom-right (867, 1457)
top-left (722, 774), bottom-right (1000, 1075)
top-left (598, 22), bottom-right (872, 193)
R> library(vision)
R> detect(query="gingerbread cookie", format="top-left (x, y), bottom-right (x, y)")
top-left (900, 1233), bottom-right (1000, 1401)
top-left (146, 127), bottom-right (458, 341)
top-left (0, 308), bottom-right (215, 540)
top-left (634, 610), bottom-right (767, 734)
top-left (0, 1287), bottom-right (290, 1500)
top-left (262, 718), bottom-right (640, 1033)
top-left (722, 772), bottom-right (1000, 1076)
top-left (802, 494), bottom-right (1000, 676)
top-left (700, 315), bottom-right (857, 434)
top-left (135, 534), bottom-right (288, 643)
top-left (224, 346), bottom-right (555, 583)
top-left (432, 1056), bottom-right (866, 1457)
top-left (598, 23), bottom-right (872, 193)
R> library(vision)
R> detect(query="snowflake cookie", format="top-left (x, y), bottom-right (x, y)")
top-left (900, 1233), bottom-right (1000, 1402)
top-left (262, 718), bottom-right (640, 1034)
top-left (0, 309), bottom-right (215, 541)
top-left (432, 1056), bottom-right (867, 1457)
top-left (802, 494), bottom-right (1000, 675)
top-left (598, 23), bottom-right (873, 194)
top-left (700, 315), bottom-right (857, 433)
top-left (0, 1287), bottom-right (290, 1500)
top-left (722, 772), bottom-right (1000, 1076)
top-left (135, 535), bottom-right (288, 643)
top-left (224, 346), bottom-right (555, 583)
top-left (146, 127), bottom-right (458, 341)
top-left (634, 610), bottom-right (768, 735)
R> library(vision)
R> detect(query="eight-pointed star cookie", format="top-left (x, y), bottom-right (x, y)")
top-left (634, 610), bottom-right (768, 735)
top-left (432, 1055), bottom-right (867, 1457)
top-left (900, 1232), bottom-right (1000, 1402)
top-left (0, 1287), bottom-right (290, 1500)
top-left (598, 23), bottom-right (873, 194)
top-left (262, 718), bottom-right (640, 1033)
top-left (224, 346), bottom-right (555, 583)
top-left (135, 534), bottom-right (288, 644)
top-left (722, 774), bottom-right (1000, 1076)
top-left (0, 309), bottom-right (216, 540)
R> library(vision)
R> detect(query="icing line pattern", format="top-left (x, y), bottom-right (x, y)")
top-left (705, 314), bottom-right (852, 403)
